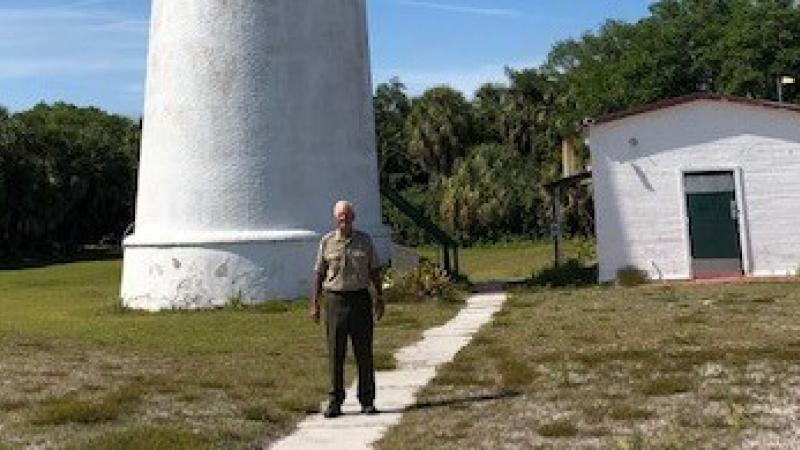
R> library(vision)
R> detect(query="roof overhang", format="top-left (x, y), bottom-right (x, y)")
top-left (587, 92), bottom-right (800, 128)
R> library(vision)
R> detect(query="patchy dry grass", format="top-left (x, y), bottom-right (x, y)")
top-left (0, 260), bottom-right (460, 448)
top-left (378, 281), bottom-right (800, 449)
top-left (30, 385), bottom-right (143, 425)
top-left (641, 375), bottom-right (695, 397)
top-left (607, 403), bottom-right (655, 421)
top-left (538, 418), bottom-right (580, 437)
top-left (65, 425), bottom-right (211, 450)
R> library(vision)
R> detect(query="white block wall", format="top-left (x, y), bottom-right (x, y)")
top-left (590, 100), bottom-right (800, 282)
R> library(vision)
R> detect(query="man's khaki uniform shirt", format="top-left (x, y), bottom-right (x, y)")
top-left (315, 229), bottom-right (380, 292)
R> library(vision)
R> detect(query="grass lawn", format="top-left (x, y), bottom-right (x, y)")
top-left (0, 260), bottom-right (460, 449)
top-left (378, 281), bottom-right (800, 449)
top-left (416, 239), bottom-right (591, 283)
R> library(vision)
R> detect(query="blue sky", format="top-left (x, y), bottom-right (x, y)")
top-left (0, 0), bottom-right (654, 117)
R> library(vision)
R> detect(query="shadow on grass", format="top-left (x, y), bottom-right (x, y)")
top-left (462, 260), bottom-right (598, 290)
top-left (378, 390), bottom-right (522, 414)
top-left (469, 282), bottom-right (509, 294)
top-left (526, 259), bottom-right (598, 288)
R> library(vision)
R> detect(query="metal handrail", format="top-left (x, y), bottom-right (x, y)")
top-left (380, 182), bottom-right (459, 277)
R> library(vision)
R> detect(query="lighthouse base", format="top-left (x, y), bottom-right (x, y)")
top-left (120, 228), bottom-right (391, 311)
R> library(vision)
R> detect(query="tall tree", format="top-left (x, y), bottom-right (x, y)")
top-left (472, 83), bottom-right (508, 144)
top-left (717, 0), bottom-right (800, 100)
top-left (502, 68), bottom-right (574, 170)
top-left (543, 0), bottom-right (800, 118)
top-left (1, 103), bottom-right (139, 259)
top-left (407, 86), bottom-right (474, 177)
top-left (374, 78), bottom-right (423, 190)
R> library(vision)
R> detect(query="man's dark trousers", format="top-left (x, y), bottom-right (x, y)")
top-left (325, 289), bottom-right (375, 406)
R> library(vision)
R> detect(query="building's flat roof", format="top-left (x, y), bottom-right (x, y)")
top-left (592, 92), bottom-right (800, 126)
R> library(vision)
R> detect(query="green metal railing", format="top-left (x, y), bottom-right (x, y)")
top-left (380, 183), bottom-right (459, 277)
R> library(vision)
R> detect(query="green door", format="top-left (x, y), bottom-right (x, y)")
top-left (684, 172), bottom-right (742, 278)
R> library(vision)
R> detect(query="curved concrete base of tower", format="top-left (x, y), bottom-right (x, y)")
top-left (120, 228), bottom-right (392, 311)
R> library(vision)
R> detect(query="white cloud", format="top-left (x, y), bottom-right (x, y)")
top-left (395, 0), bottom-right (523, 18)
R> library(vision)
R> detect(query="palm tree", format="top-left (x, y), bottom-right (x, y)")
top-left (472, 83), bottom-right (508, 144)
top-left (407, 86), bottom-right (473, 177)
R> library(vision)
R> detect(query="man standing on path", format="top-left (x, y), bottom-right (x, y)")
top-left (311, 200), bottom-right (384, 418)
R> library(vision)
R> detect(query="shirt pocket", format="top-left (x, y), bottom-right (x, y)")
top-left (325, 252), bottom-right (343, 279)
top-left (350, 249), bottom-right (369, 279)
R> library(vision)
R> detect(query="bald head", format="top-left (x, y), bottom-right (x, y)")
top-left (333, 200), bottom-right (355, 236)
top-left (333, 200), bottom-right (355, 218)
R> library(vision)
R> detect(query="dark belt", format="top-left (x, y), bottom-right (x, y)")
top-left (325, 288), bottom-right (369, 296)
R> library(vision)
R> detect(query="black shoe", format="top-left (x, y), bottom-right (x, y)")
top-left (323, 403), bottom-right (342, 418)
top-left (361, 404), bottom-right (379, 415)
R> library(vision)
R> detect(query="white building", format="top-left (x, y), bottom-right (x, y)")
top-left (589, 93), bottom-right (800, 282)
top-left (121, 0), bottom-right (390, 310)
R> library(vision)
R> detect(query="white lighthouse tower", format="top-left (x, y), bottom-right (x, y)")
top-left (121, 0), bottom-right (391, 310)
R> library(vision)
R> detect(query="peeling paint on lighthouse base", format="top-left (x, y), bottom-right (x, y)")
top-left (121, 228), bottom-right (391, 311)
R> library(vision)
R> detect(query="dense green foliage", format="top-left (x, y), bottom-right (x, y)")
top-left (407, 86), bottom-right (474, 177)
top-left (439, 143), bottom-right (547, 242)
top-left (543, 0), bottom-right (800, 119)
top-left (0, 103), bottom-right (139, 261)
top-left (378, 0), bottom-right (800, 245)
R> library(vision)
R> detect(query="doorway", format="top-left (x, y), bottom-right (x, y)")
top-left (684, 171), bottom-right (743, 278)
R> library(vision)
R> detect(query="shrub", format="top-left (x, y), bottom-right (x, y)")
top-left (616, 266), bottom-right (649, 287)
top-left (529, 259), bottom-right (597, 287)
top-left (384, 259), bottom-right (461, 303)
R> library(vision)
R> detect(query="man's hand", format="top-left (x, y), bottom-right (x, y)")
top-left (310, 302), bottom-right (321, 324)
top-left (310, 271), bottom-right (325, 324)
top-left (371, 268), bottom-right (384, 321)
top-left (374, 297), bottom-right (384, 321)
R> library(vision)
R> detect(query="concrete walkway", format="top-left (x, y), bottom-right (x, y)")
top-left (268, 289), bottom-right (507, 450)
